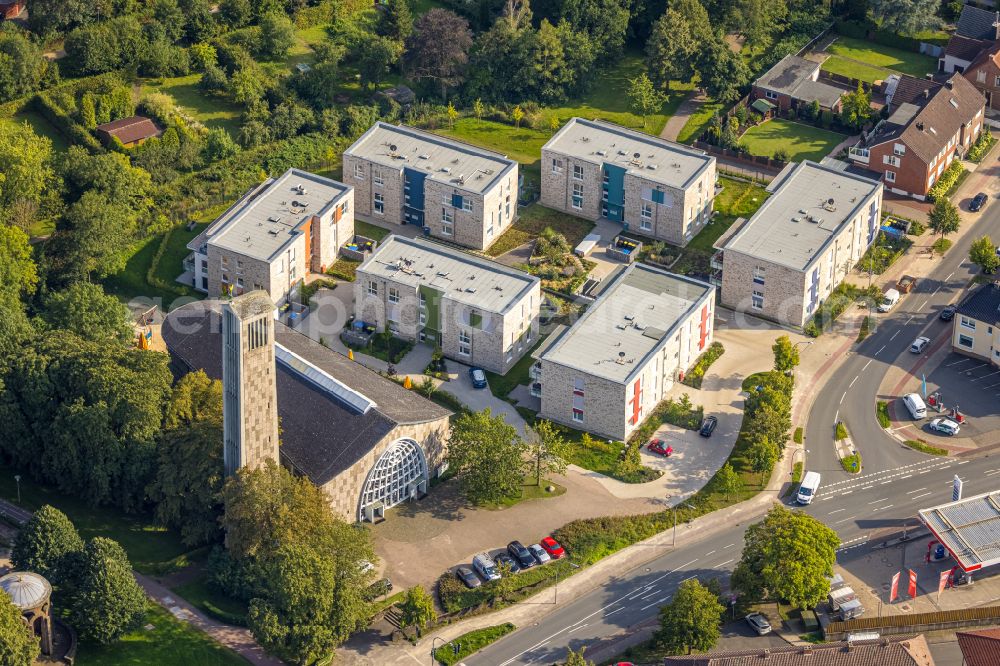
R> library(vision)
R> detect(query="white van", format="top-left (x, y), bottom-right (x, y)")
top-left (797, 471), bottom-right (821, 505)
top-left (902, 393), bottom-right (926, 419)
top-left (878, 288), bottom-right (900, 313)
top-left (472, 553), bottom-right (501, 582)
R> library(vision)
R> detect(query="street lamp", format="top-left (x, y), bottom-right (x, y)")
top-left (553, 561), bottom-right (580, 604)
top-left (793, 341), bottom-right (813, 351)
top-left (667, 494), bottom-right (696, 547)
top-left (431, 637), bottom-right (448, 665)
top-left (13, 475), bottom-right (20, 504)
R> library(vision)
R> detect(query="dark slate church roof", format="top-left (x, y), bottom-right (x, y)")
top-left (161, 301), bottom-right (450, 486)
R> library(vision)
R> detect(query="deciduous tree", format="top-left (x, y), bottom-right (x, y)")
top-left (732, 505), bottom-right (839, 608)
top-left (357, 36), bottom-right (403, 91)
top-left (447, 409), bottom-right (526, 504)
top-left (839, 81), bottom-right (872, 131)
top-left (655, 578), bottom-right (724, 654)
top-left (562, 647), bottom-right (595, 666)
top-left (970, 235), bottom-right (1000, 274)
top-left (63, 537), bottom-right (147, 644)
top-left (257, 13), bottom-right (296, 61)
top-left (0, 593), bottom-right (38, 666)
top-left (378, 0), bottom-right (413, 41)
top-left (645, 0), bottom-right (712, 90)
top-left (870, 0), bottom-right (940, 36)
top-left (527, 419), bottom-right (569, 486)
top-left (627, 73), bottom-right (666, 127)
top-left (0, 225), bottom-right (38, 306)
top-left (11, 505), bottom-right (84, 582)
top-left (716, 462), bottom-right (743, 501)
top-left (0, 29), bottom-right (50, 104)
top-left (0, 121), bottom-right (54, 215)
top-left (771, 335), bottom-right (800, 372)
top-left (399, 585), bottom-right (436, 632)
top-left (404, 9), bottom-right (472, 99)
top-left (747, 435), bottom-right (780, 484)
top-left (929, 198), bottom-right (960, 238)
top-left (40, 282), bottom-right (133, 345)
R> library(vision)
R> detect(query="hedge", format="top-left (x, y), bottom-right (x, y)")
top-left (968, 131), bottom-right (997, 164)
top-left (31, 92), bottom-right (104, 153)
top-left (926, 161), bottom-right (965, 202)
top-left (680, 342), bottom-right (726, 389)
top-left (835, 19), bottom-right (944, 52)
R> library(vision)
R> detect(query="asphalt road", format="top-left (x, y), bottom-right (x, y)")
top-left (466, 455), bottom-right (999, 665)
top-left (807, 199), bottom-right (1000, 478)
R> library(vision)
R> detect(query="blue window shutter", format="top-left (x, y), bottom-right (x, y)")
top-left (652, 190), bottom-right (665, 204)
top-left (452, 194), bottom-right (463, 208)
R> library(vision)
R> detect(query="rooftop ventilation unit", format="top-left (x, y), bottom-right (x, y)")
top-left (624, 314), bottom-right (635, 321)
top-left (618, 150), bottom-right (627, 156)
top-left (268, 229), bottom-right (280, 236)
top-left (389, 144), bottom-right (397, 152)
top-left (268, 216), bottom-right (281, 223)
top-left (419, 154), bottom-right (429, 159)
top-left (294, 184), bottom-right (308, 195)
top-left (615, 323), bottom-right (627, 330)
top-left (465, 288), bottom-right (477, 293)
top-left (792, 216), bottom-right (804, 223)
top-left (646, 164), bottom-right (657, 170)
top-left (441, 167), bottom-right (451, 173)
top-left (596, 149), bottom-right (608, 156)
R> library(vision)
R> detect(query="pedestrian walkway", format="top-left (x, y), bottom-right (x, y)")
top-left (660, 91), bottom-right (707, 142)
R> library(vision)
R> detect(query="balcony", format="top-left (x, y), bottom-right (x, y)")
top-left (530, 382), bottom-right (542, 398)
top-left (848, 146), bottom-right (870, 164)
top-left (529, 362), bottom-right (542, 381)
top-left (710, 250), bottom-right (724, 272)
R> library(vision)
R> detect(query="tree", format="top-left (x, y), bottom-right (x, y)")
top-left (446, 101), bottom-right (459, 127)
top-left (219, 0), bottom-right (251, 27)
top-left (203, 127), bottom-right (240, 161)
top-left (40, 282), bottom-right (133, 345)
top-left (563, 647), bottom-right (595, 666)
top-left (257, 13), bottom-right (296, 61)
top-left (473, 98), bottom-right (485, 121)
top-left (446, 409), bottom-right (526, 504)
top-left (28, 0), bottom-right (93, 37)
top-left (697, 38), bottom-right (752, 105)
top-left (747, 436), bottom-right (780, 484)
top-left (839, 81), bottom-right (872, 130)
top-left (153, 0), bottom-right (186, 42)
top-left (0, 593), bottom-right (38, 666)
top-left (357, 36), bottom-right (403, 91)
top-left (63, 537), bottom-right (147, 644)
top-left (527, 419), bottom-right (568, 486)
top-left (0, 225), bottom-right (38, 306)
top-left (734, 0), bottom-right (788, 51)
top-left (645, 0), bottom-right (712, 90)
top-left (627, 73), bottom-right (666, 127)
top-left (398, 585), bottom-right (436, 633)
top-left (229, 67), bottom-right (266, 104)
top-left (378, 0), bottom-right (413, 41)
top-left (655, 578), bottom-right (724, 654)
top-left (0, 121), bottom-right (54, 215)
top-left (60, 191), bottom-right (138, 279)
top-left (512, 104), bottom-right (524, 127)
top-left (11, 505), bottom-right (84, 582)
top-left (716, 462), bottom-right (743, 501)
top-left (929, 198), bottom-right (961, 238)
top-left (180, 0), bottom-right (216, 43)
top-left (0, 29), bottom-right (50, 104)
top-left (732, 505), bottom-right (840, 608)
top-left (745, 399), bottom-right (791, 450)
top-left (771, 335), bottom-right (799, 373)
top-left (970, 235), bottom-right (1000, 274)
top-left (558, 0), bottom-right (630, 60)
top-left (870, 0), bottom-right (940, 36)
top-left (148, 372), bottom-right (225, 547)
top-left (404, 9), bottom-right (473, 99)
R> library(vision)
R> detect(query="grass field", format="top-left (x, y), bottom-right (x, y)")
top-left (140, 74), bottom-right (244, 136)
top-left (676, 99), bottom-right (723, 144)
top-left (103, 223), bottom-right (202, 307)
top-left (820, 54), bottom-right (894, 84)
top-left (0, 466), bottom-right (190, 575)
top-left (2, 109), bottom-right (69, 151)
top-left (173, 575), bottom-right (249, 625)
top-left (76, 604), bottom-right (248, 666)
top-left (685, 176), bottom-right (769, 253)
top-left (740, 119), bottom-right (847, 162)
top-left (486, 204), bottom-right (595, 257)
top-left (826, 36), bottom-right (937, 78)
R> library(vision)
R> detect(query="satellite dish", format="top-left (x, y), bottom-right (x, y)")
top-left (389, 144), bottom-right (398, 152)
top-left (633, 152), bottom-right (641, 158)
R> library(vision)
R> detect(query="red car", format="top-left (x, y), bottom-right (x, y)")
top-left (647, 439), bottom-right (673, 457)
top-left (540, 536), bottom-right (565, 559)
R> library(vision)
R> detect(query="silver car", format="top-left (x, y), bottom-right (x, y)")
top-left (529, 543), bottom-right (551, 564)
top-left (928, 417), bottom-right (960, 436)
top-left (745, 612), bottom-right (772, 635)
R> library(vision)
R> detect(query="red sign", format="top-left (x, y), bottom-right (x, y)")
top-left (908, 569), bottom-right (918, 598)
top-left (938, 569), bottom-right (950, 595)
top-left (890, 571), bottom-right (900, 602)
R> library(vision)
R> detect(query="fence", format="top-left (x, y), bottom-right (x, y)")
top-left (919, 43), bottom-right (944, 58)
top-left (825, 604), bottom-right (1000, 641)
top-left (795, 22), bottom-right (835, 58)
top-left (818, 70), bottom-right (875, 92)
top-left (692, 141), bottom-right (787, 172)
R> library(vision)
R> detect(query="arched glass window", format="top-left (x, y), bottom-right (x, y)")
top-left (358, 439), bottom-right (427, 521)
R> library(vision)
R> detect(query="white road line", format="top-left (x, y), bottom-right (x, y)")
top-left (911, 492), bottom-right (932, 500)
top-left (567, 623), bottom-right (588, 634)
top-left (705, 550), bottom-right (716, 556)
top-left (890, 330), bottom-right (900, 341)
top-left (842, 490), bottom-right (853, 495)
top-left (986, 469), bottom-right (1000, 476)
top-left (946, 272), bottom-right (955, 280)
top-left (868, 497), bottom-right (890, 504)
top-left (863, 359), bottom-right (873, 370)
top-left (906, 315), bottom-right (913, 324)
top-left (640, 596), bottom-right (670, 611)
top-left (907, 487), bottom-right (928, 494)
top-left (828, 508), bottom-right (846, 514)
top-left (873, 504), bottom-right (894, 512)
top-left (932, 286), bottom-right (941, 295)
top-left (900, 474), bottom-right (912, 479)
top-left (849, 375), bottom-right (859, 388)
top-left (604, 608), bottom-right (624, 618)
top-left (957, 460), bottom-right (971, 465)
top-left (716, 559), bottom-right (734, 567)
top-left (680, 575), bottom-right (698, 583)
top-left (862, 485), bottom-right (874, 490)
top-left (880, 479), bottom-right (893, 484)
top-left (876, 345), bottom-right (886, 355)
top-left (834, 515), bottom-right (857, 525)
top-left (723, 543), bottom-right (735, 549)
top-left (840, 391), bottom-right (847, 404)
top-left (919, 300), bottom-right (928, 309)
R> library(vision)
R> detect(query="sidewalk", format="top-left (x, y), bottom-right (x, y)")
top-left (660, 91), bottom-right (707, 142)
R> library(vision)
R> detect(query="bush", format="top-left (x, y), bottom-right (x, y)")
top-left (876, 401), bottom-right (890, 428)
top-left (926, 161), bottom-right (965, 202)
top-left (967, 131), bottom-right (996, 163)
top-left (932, 238), bottom-right (953, 254)
top-left (437, 561), bottom-right (573, 614)
top-left (793, 427), bottom-right (803, 444)
top-left (805, 283), bottom-right (872, 337)
top-left (840, 453), bottom-right (861, 473)
top-left (680, 342), bottom-right (725, 389)
top-left (31, 92), bottom-right (104, 153)
top-left (435, 623), bottom-right (516, 666)
top-left (904, 439), bottom-right (948, 456)
top-left (856, 316), bottom-right (874, 342)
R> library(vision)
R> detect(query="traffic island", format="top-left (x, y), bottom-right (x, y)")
top-left (835, 421), bottom-right (861, 473)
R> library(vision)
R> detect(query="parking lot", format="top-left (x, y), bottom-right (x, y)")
top-left (922, 352), bottom-right (1000, 439)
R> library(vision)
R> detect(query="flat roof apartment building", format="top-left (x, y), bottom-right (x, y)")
top-left (541, 118), bottom-right (717, 246)
top-left (188, 168), bottom-right (354, 304)
top-left (355, 235), bottom-right (541, 374)
top-left (714, 161), bottom-right (883, 329)
top-left (343, 122), bottom-right (519, 250)
top-left (534, 263), bottom-right (715, 441)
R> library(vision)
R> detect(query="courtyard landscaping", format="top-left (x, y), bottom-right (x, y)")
top-left (487, 204), bottom-right (595, 257)
top-left (824, 35), bottom-right (937, 78)
top-left (740, 119), bottom-right (847, 163)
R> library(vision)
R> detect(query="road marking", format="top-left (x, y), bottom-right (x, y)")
top-left (828, 508), bottom-right (846, 514)
top-left (604, 608), bottom-right (624, 618)
top-left (716, 558), bottom-right (734, 567)
top-left (863, 359), bottom-right (873, 370)
top-left (911, 492), bottom-right (932, 500)
top-left (876, 345), bottom-right (886, 355)
top-left (907, 487), bottom-right (928, 494)
top-left (567, 623), bottom-right (588, 634)
top-left (834, 410), bottom-right (839, 423)
top-left (985, 469), bottom-right (1000, 476)
top-left (946, 272), bottom-right (955, 280)
top-left (705, 550), bottom-right (716, 556)
top-left (840, 391), bottom-right (847, 404)
top-left (834, 515), bottom-right (857, 525)
top-left (947, 358), bottom-right (972, 367)
top-left (900, 474), bottom-right (913, 479)
top-left (919, 300), bottom-right (928, 309)
top-left (868, 497), bottom-right (890, 504)
top-left (890, 330), bottom-right (900, 341)
top-left (680, 575), bottom-right (698, 583)
top-left (842, 490), bottom-right (853, 495)
top-left (640, 595), bottom-right (670, 611)
top-left (873, 504), bottom-right (894, 512)
top-left (906, 315), bottom-right (913, 324)
top-left (723, 543), bottom-right (735, 549)
top-left (880, 479), bottom-right (893, 484)
top-left (849, 375), bottom-right (859, 388)
top-left (957, 460), bottom-right (971, 465)
top-left (862, 485), bottom-right (873, 490)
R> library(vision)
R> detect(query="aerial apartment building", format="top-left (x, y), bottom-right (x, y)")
top-left (187, 168), bottom-right (354, 304)
top-left (533, 263), bottom-right (715, 441)
top-left (355, 235), bottom-right (541, 374)
top-left (541, 118), bottom-right (717, 246)
top-left (343, 122), bottom-right (519, 250)
top-left (714, 161), bottom-right (883, 328)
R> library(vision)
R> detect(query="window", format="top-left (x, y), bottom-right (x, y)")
top-left (458, 329), bottom-right (471, 356)
top-left (602, 170), bottom-right (609, 185)
top-left (470, 310), bottom-right (482, 328)
top-left (764, 90), bottom-right (778, 100)
top-left (572, 183), bottom-right (583, 210)
top-left (751, 290), bottom-right (764, 310)
top-left (995, 75), bottom-right (1000, 87)
top-left (374, 192), bottom-right (384, 214)
top-left (462, 198), bottom-right (473, 212)
top-left (354, 163), bottom-right (364, 180)
top-left (573, 164), bottom-right (584, 180)
top-left (236, 260), bottom-right (244, 270)
top-left (419, 292), bottom-right (426, 308)
top-left (893, 144), bottom-right (905, 156)
top-left (367, 281), bottom-right (378, 296)
top-left (885, 170), bottom-right (896, 183)
top-left (961, 316), bottom-right (977, 330)
top-left (373, 169), bottom-right (384, 187)
top-left (641, 202), bottom-right (653, 220)
top-left (572, 408), bottom-right (584, 422)
top-left (442, 221), bottom-right (453, 236)
top-left (959, 334), bottom-right (974, 349)
top-left (752, 266), bottom-right (765, 285)
top-left (419, 311), bottom-right (427, 325)
top-left (388, 287), bottom-right (399, 304)
top-left (602, 189), bottom-right (609, 202)
top-left (551, 158), bottom-right (563, 174)
top-left (883, 155), bottom-right (901, 167)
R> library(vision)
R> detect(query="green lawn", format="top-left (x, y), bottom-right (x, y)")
top-left (411, 0), bottom-right (446, 13)
top-left (686, 176), bottom-right (769, 252)
top-left (355, 219), bottom-right (390, 241)
top-left (435, 623), bottom-right (516, 666)
top-left (103, 224), bottom-right (201, 307)
top-left (2, 109), bottom-right (69, 152)
top-left (487, 205), bottom-right (595, 257)
top-left (826, 35), bottom-right (937, 78)
top-left (676, 100), bottom-right (723, 144)
top-left (0, 466), bottom-right (190, 575)
top-left (172, 575), bottom-right (249, 626)
top-left (820, 54), bottom-right (894, 84)
top-left (76, 604), bottom-right (248, 666)
top-left (740, 119), bottom-right (847, 162)
top-left (485, 336), bottom-right (546, 398)
top-left (140, 74), bottom-right (243, 136)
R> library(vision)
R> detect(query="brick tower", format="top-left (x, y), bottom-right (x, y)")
top-left (222, 291), bottom-right (280, 476)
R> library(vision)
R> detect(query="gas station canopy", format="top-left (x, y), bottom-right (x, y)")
top-left (919, 490), bottom-right (1000, 573)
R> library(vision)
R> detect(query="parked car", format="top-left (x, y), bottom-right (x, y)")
top-left (469, 367), bottom-right (488, 389)
top-left (528, 543), bottom-right (551, 564)
top-left (456, 566), bottom-right (481, 589)
top-left (928, 417), bottom-right (961, 436)
top-left (910, 336), bottom-right (930, 353)
top-left (699, 416), bottom-right (718, 437)
top-left (940, 306), bottom-right (956, 321)
top-left (540, 536), bottom-right (565, 559)
top-left (507, 541), bottom-right (536, 569)
top-left (879, 288), bottom-right (900, 313)
top-left (472, 552), bottom-right (501, 581)
top-left (647, 439), bottom-right (673, 457)
top-left (970, 192), bottom-right (989, 212)
top-left (745, 612), bottom-right (772, 635)
top-left (494, 552), bottom-right (520, 573)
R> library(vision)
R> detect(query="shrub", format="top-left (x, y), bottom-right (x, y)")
top-left (926, 161), bottom-right (965, 202)
top-left (932, 238), bottom-right (953, 254)
top-left (968, 132), bottom-right (996, 163)
top-left (793, 427), bottom-right (803, 444)
top-left (681, 342), bottom-right (725, 389)
top-left (805, 283), bottom-right (870, 337)
top-left (856, 316), bottom-right (874, 342)
top-left (904, 439), bottom-right (948, 456)
top-left (840, 453), bottom-right (861, 473)
top-left (877, 402), bottom-right (891, 428)
top-left (835, 421), bottom-right (848, 441)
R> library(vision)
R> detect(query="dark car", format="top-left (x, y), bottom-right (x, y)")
top-left (456, 566), bottom-right (481, 589)
top-left (494, 552), bottom-right (521, 573)
top-left (507, 541), bottom-right (536, 569)
top-left (469, 367), bottom-right (488, 389)
top-left (940, 306), bottom-right (956, 321)
top-left (699, 415), bottom-right (718, 437)
top-left (970, 192), bottom-right (989, 212)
